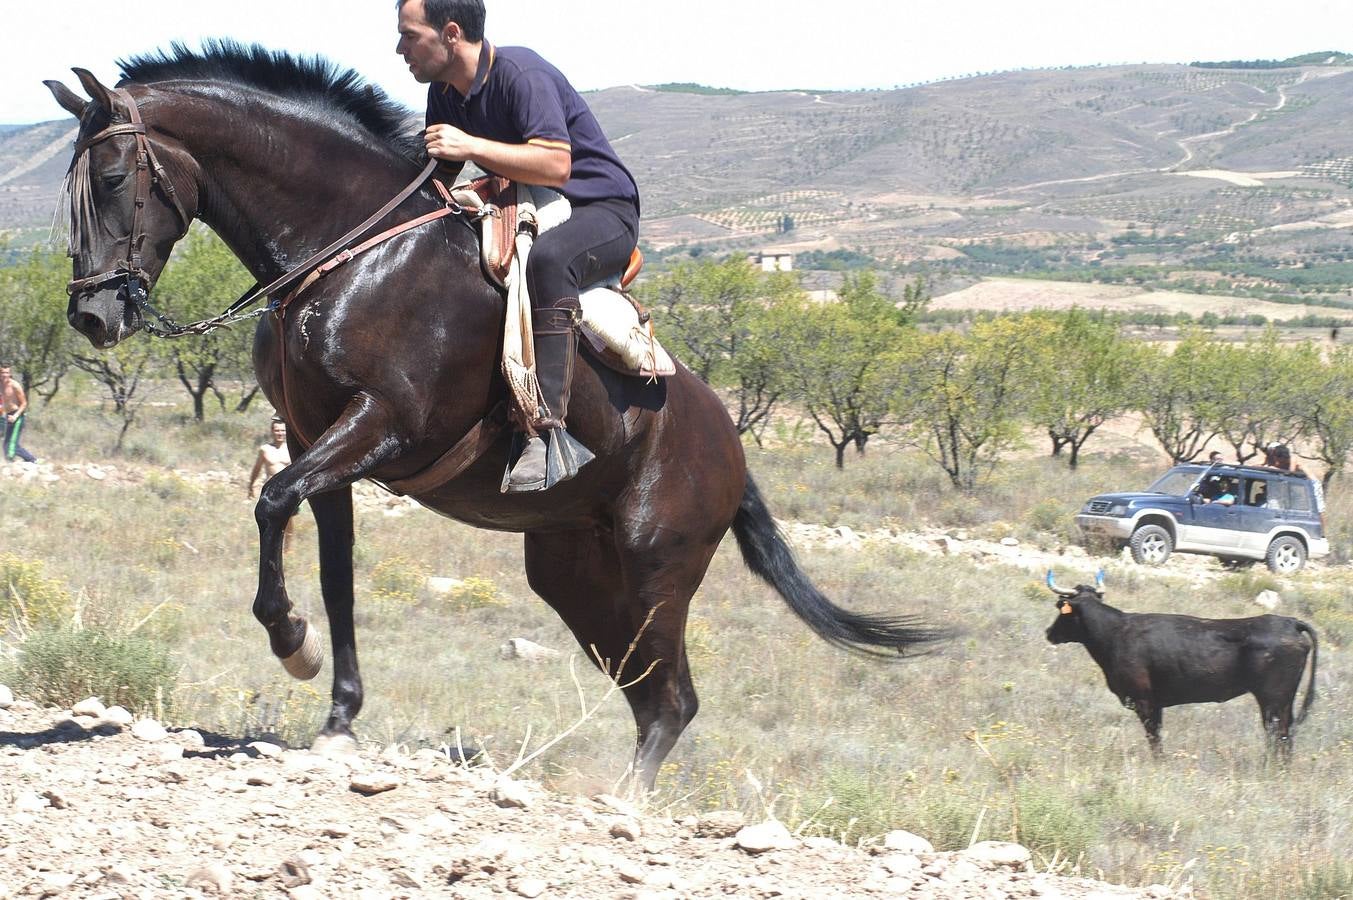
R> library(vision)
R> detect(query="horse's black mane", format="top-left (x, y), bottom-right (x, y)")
top-left (118, 40), bottom-right (421, 158)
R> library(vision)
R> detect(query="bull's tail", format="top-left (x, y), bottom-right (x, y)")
top-left (731, 475), bottom-right (950, 657)
top-left (1294, 620), bottom-right (1319, 725)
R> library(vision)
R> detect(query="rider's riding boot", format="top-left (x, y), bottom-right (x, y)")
top-left (504, 299), bottom-right (595, 493)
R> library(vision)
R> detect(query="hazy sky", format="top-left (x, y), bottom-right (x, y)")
top-left (7, 1), bottom-right (1351, 124)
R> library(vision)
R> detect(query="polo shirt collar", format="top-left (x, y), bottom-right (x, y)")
top-left (466, 41), bottom-right (495, 100)
top-left (440, 41), bottom-right (495, 100)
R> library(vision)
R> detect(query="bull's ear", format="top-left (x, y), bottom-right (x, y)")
top-left (73, 67), bottom-right (116, 114)
top-left (1059, 601), bottom-right (1074, 615)
top-left (44, 80), bottom-right (87, 118)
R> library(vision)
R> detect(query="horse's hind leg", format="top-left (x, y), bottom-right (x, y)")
top-left (307, 487), bottom-right (363, 750)
top-left (525, 526), bottom-right (715, 792)
top-left (252, 394), bottom-right (401, 685)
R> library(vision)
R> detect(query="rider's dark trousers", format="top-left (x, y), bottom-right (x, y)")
top-left (526, 197), bottom-right (639, 309)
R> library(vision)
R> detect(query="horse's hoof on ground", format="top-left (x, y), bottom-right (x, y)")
top-left (310, 732), bottom-right (360, 758)
top-left (280, 620), bottom-right (324, 680)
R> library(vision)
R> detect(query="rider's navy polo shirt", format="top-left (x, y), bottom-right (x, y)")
top-left (427, 42), bottom-right (640, 214)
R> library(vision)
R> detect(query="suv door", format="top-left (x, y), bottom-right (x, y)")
top-left (1187, 473), bottom-right (1241, 548)
top-left (1234, 475), bottom-right (1279, 553)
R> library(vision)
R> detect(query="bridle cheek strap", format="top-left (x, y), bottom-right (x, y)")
top-left (66, 87), bottom-right (192, 300)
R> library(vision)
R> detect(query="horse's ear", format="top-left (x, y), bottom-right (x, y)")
top-left (72, 67), bottom-right (116, 114)
top-left (44, 80), bottom-right (87, 118)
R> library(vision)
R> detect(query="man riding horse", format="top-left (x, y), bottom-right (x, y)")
top-left (396, 0), bottom-right (641, 492)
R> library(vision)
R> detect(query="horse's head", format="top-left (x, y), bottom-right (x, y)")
top-left (45, 70), bottom-right (195, 349)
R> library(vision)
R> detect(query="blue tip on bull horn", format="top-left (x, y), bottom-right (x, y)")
top-left (1045, 569), bottom-right (1056, 588)
top-left (1095, 569), bottom-right (1105, 587)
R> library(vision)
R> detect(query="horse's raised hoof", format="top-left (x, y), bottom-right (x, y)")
top-left (310, 732), bottom-right (360, 759)
top-left (280, 619), bottom-right (324, 680)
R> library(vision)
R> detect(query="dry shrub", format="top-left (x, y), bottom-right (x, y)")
top-left (0, 554), bottom-right (73, 636)
top-left (444, 575), bottom-right (507, 611)
top-left (7, 626), bottom-right (178, 712)
top-left (369, 555), bottom-right (431, 607)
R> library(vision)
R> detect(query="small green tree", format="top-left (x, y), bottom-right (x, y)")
top-left (1028, 310), bottom-right (1142, 469)
top-left (1134, 330), bottom-right (1225, 463)
top-left (1295, 343), bottom-right (1353, 488)
top-left (780, 273), bottom-right (914, 467)
top-left (151, 226), bottom-right (258, 420)
top-left (641, 257), bottom-right (803, 437)
top-left (898, 316), bottom-right (1053, 490)
top-left (0, 247), bottom-right (77, 404)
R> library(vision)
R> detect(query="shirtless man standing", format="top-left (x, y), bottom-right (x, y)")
top-left (248, 418), bottom-right (295, 549)
top-left (248, 419), bottom-right (292, 498)
top-left (0, 365), bottom-right (37, 464)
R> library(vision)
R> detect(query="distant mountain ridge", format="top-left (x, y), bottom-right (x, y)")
top-left (5, 57), bottom-right (1353, 304)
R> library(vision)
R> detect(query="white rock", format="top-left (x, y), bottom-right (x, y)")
top-left (185, 863), bottom-right (234, 894)
top-left (71, 697), bottom-right (107, 718)
top-left (131, 719), bottom-right (168, 742)
top-left (248, 740), bottom-right (285, 758)
top-left (499, 637), bottom-right (561, 661)
top-left (174, 729), bottom-right (206, 748)
top-left (492, 776), bottom-right (534, 809)
top-left (1000, 536), bottom-right (1020, 546)
top-left (1254, 590), bottom-right (1282, 611)
top-left (961, 840), bottom-right (1032, 868)
top-left (38, 873), bottom-right (78, 895)
top-left (883, 829), bottom-right (934, 854)
top-left (0, 684), bottom-right (12, 708)
top-left (734, 820), bottom-right (797, 854)
top-left (880, 854), bottom-right (923, 878)
top-left (425, 576), bottom-right (465, 595)
top-left (14, 792), bottom-right (49, 813)
top-left (512, 878), bottom-right (548, 898)
top-left (85, 465), bottom-right (107, 481)
top-left (101, 706), bottom-right (134, 727)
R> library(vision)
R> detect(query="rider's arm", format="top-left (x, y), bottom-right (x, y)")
top-left (424, 126), bottom-right (569, 187)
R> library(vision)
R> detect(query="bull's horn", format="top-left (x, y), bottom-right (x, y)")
top-left (1046, 570), bottom-right (1078, 597)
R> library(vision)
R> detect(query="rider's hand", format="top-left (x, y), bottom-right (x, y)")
top-left (424, 124), bottom-right (480, 163)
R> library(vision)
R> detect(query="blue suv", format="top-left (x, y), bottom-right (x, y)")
top-left (1076, 463), bottom-right (1329, 574)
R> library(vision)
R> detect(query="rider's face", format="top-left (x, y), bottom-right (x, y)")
top-left (396, 0), bottom-right (453, 84)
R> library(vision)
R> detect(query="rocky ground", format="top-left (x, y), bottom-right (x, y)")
top-left (0, 690), bottom-right (1187, 899)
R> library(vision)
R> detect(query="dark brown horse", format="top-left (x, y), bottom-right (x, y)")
top-left (46, 43), bottom-right (944, 788)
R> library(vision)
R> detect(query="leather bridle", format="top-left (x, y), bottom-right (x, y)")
top-left (65, 87), bottom-right (192, 311)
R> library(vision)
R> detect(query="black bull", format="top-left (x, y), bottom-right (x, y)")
top-left (45, 47), bottom-right (949, 791)
top-left (1045, 574), bottom-right (1317, 756)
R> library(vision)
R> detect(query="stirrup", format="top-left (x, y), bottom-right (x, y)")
top-left (499, 428), bottom-right (594, 493)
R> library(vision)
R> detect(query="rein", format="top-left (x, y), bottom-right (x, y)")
top-left (67, 87), bottom-right (468, 338)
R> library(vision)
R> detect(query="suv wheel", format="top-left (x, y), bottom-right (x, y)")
top-left (1129, 524), bottom-right (1173, 566)
top-left (1266, 536), bottom-right (1307, 574)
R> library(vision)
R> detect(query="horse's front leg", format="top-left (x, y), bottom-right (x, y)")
top-left (252, 394), bottom-right (403, 685)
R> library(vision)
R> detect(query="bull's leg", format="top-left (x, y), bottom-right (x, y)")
top-left (1257, 696), bottom-right (1295, 762)
top-left (252, 394), bottom-right (402, 687)
top-left (524, 524), bottom-right (716, 793)
top-left (1133, 699), bottom-right (1163, 756)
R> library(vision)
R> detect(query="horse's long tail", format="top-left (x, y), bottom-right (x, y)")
top-left (1294, 620), bottom-right (1318, 726)
top-left (731, 474), bottom-right (951, 657)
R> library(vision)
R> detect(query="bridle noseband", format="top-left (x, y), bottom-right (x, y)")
top-left (66, 87), bottom-right (192, 309)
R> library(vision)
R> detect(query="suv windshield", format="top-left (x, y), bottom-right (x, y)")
top-left (1146, 467), bottom-right (1205, 496)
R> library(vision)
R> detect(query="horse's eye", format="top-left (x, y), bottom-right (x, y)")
top-left (98, 171), bottom-right (131, 188)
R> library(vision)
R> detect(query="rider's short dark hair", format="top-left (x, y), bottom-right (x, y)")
top-left (401, 0), bottom-right (485, 41)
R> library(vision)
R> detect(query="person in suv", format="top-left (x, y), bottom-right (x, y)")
top-left (1076, 463), bottom-right (1328, 574)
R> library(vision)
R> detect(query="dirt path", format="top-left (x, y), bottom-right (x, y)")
top-left (0, 695), bottom-right (1185, 899)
